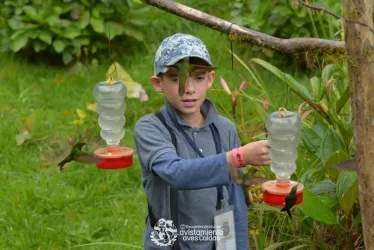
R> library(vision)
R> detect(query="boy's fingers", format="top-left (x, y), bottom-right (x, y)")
top-left (262, 147), bottom-right (270, 154)
top-left (262, 140), bottom-right (270, 148)
top-left (262, 156), bottom-right (271, 161)
top-left (262, 160), bottom-right (272, 165)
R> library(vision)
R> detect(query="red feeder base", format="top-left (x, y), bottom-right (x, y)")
top-left (262, 180), bottom-right (304, 207)
top-left (94, 146), bottom-right (134, 170)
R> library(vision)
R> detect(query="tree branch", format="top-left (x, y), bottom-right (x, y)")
top-left (298, 0), bottom-right (342, 19)
top-left (140, 0), bottom-right (346, 55)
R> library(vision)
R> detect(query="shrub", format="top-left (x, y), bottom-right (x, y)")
top-left (0, 0), bottom-right (148, 64)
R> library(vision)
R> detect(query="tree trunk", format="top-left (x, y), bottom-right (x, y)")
top-left (344, 0), bottom-right (374, 248)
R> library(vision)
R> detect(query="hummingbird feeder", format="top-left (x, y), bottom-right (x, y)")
top-left (262, 108), bottom-right (304, 207)
top-left (93, 77), bottom-right (134, 169)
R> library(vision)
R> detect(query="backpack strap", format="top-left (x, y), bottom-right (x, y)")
top-left (154, 111), bottom-right (177, 147)
top-left (145, 111), bottom-right (179, 249)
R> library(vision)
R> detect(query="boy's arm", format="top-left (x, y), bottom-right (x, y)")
top-left (134, 117), bottom-right (231, 190)
top-left (227, 126), bottom-right (250, 250)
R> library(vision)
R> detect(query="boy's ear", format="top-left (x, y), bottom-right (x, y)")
top-left (207, 71), bottom-right (215, 88)
top-left (150, 76), bottom-right (163, 93)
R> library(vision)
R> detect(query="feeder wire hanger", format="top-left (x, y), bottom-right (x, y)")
top-left (278, 107), bottom-right (288, 118)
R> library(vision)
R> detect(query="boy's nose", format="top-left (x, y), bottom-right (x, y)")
top-left (184, 79), bottom-right (196, 93)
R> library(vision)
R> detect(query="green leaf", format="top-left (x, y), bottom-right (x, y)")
top-left (123, 27), bottom-right (144, 41)
top-left (311, 179), bottom-right (336, 195)
top-left (34, 40), bottom-right (48, 52)
top-left (337, 171), bottom-right (358, 215)
top-left (53, 40), bottom-right (65, 53)
top-left (129, 19), bottom-right (148, 26)
top-left (8, 18), bottom-right (24, 30)
top-left (10, 30), bottom-right (27, 40)
top-left (23, 6), bottom-right (43, 23)
top-left (11, 34), bottom-right (28, 52)
top-left (46, 15), bottom-right (60, 26)
top-left (340, 180), bottom-right (358, 216)
top-left (73, 38), bottom-right (90, 48)
top-left (81, 0), bottom-right (94, 7)
top-left (301, 127), bottom-right (321, 159)
top-left (60, 28), bottom-right (80, 40)
top-left (316, 194), bottom-right (339, 209)
top-left (91, 7), bottom-right (101, 18)
top-left (251, 58), bottom-right (314, 101)
top-left (336, 86), bottom-right (350, 114)
top-left (310, 76), bottom-right (325, 103)
top-left (299, 163), bottom-right (325, 186)
top-left (325, 151), bottom-right (350, 180)
top-left (298, 189), bottom-right (339, 225)
top-left (38, 31), bottom-right (52, 45)
top-left (322, 64), bottom-right (339, 85)
top-left (104, 22), bottom-right (125, 40)
top-left (90, 17), bottom-right (104, 33)
top-left (78, 11), bottom-right (90, 29)
top-left (62, 52), bottom-right (73, 65)
top-left (26, 29), bottom-right (39, 39)
top-left (53, 7), bottom-right (63, 15)
top-left (320, 128), bottom-right (344, 163)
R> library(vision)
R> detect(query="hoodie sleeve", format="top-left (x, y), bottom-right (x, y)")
top-left (226, 126), bottom-right (250, 250)
top-left (134, 116), bottom-right (230, 190)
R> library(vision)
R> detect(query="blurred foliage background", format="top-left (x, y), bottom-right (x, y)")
top-left (0, 0), bottom-right (363, 249)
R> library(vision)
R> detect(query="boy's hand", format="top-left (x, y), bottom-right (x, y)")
top-left (242, 140), bottom-right (271, 166)
top-left (226, 140), bottom-right (271, 184)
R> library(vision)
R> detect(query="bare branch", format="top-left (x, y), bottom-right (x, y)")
top-left (298, 0), bottom-right (341, 19)
top-left (140, 0), bottom-right (345, 55)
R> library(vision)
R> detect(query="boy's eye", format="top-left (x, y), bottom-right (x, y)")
top-left (196, 75), bottom-right (205, 80)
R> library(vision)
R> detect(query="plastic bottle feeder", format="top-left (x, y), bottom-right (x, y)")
top-left (93, 80), bottom-right (134, 169)
top-left (262, 108), bottom-right (304, 207)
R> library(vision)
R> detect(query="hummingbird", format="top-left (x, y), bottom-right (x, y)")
top-left (164, 57), bottom-right (215, 97)
top-left (57, 141), bottom-right (103, 171)
top-left (333, 159), bottom-right (357, 172)
top-left (280, 184), bottom-right (299, 219)
top-left (177, 57), bottom-right (190, 97)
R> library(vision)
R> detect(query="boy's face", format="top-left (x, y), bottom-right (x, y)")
top-left (151, 64), bottom-right (215, 117)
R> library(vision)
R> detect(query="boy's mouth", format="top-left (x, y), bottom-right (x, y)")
top-left (181, 98), bottom-right (198, 108)
top-left (182, 99), bottom-right (197, 103)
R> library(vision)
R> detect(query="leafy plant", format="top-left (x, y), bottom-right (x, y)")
top-left (217, 50), bottom-right (362, 248)
top-left (0, 0), bottom-right (148, 64)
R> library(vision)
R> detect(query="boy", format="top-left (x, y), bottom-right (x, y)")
top-left (134, 33), bottom-right (271, 250)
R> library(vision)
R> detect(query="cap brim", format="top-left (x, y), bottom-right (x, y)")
top-left (160, 55), bottom-right (214, 74)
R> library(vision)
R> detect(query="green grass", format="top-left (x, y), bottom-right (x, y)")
top-left (0, 56), bottom-right (148, 249)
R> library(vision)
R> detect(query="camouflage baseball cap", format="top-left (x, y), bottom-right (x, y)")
top-left (154, 33), bottom-right (214, 76)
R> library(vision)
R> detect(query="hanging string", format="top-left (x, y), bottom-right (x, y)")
top-left (227, 22), bottom-right (235, 71)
